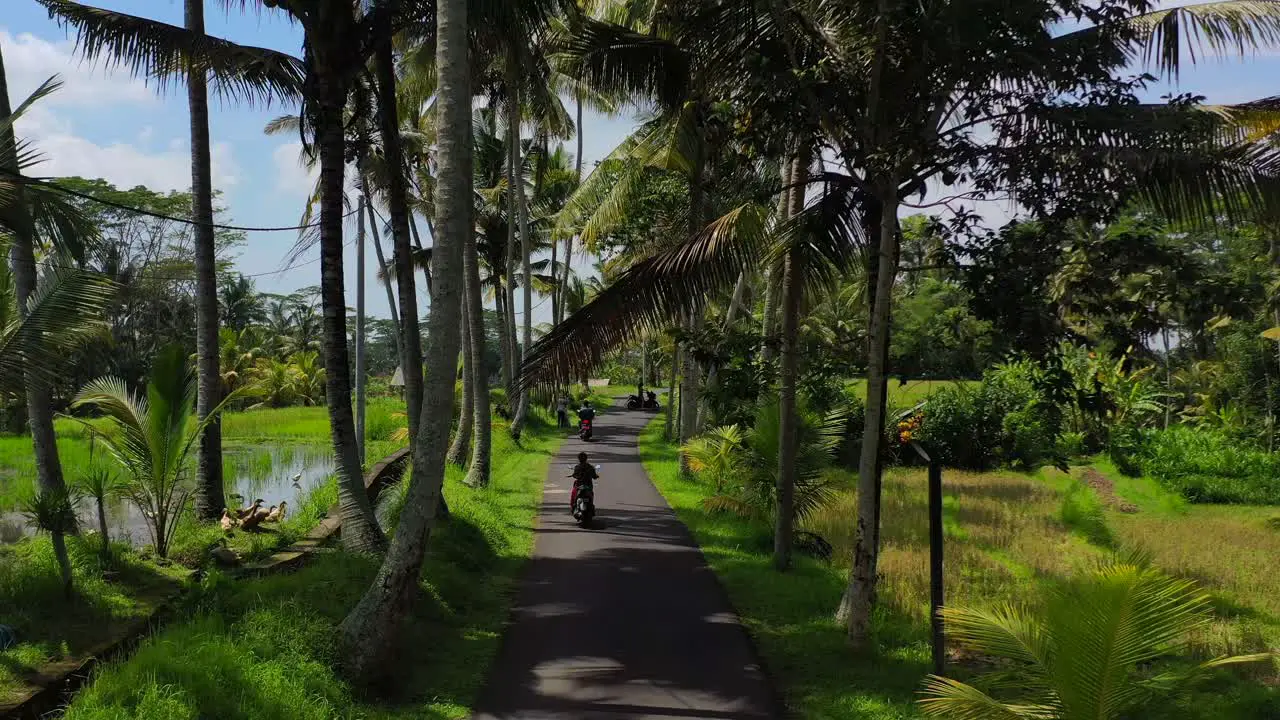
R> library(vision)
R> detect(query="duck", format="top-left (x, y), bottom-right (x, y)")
top-left (265, 501), bottom-right (287, 524)
top-left (240, 504), bottom-right (271, 531)
top-left (210, 541), bottom-right (241, 567)
top-left (291, 473), bottom-right (303, 488)
top-left (219, 508), bottom-right (237, 533)
top-left (236, 498), bottom-right (263, 520)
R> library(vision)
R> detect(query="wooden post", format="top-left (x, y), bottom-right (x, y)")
top-left (928, 458), bottom-right (945, 676)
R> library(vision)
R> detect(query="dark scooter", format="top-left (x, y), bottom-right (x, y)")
top-left (569, 464), bottom-right (601, 526)
top-left (626, 391), bottom-right (660, 410)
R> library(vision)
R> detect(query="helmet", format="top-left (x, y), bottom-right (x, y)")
top-left (577, 452), bottom-right (588, 463)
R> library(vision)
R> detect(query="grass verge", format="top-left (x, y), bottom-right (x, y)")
top-left (58, 411), bottom-right (563, 720)
top-left (639, 417), bottom-right (1279, 720)
top-left (0, 537), bottom-right (188, 705)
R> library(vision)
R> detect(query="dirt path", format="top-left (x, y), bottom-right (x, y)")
top-left (472, 399), bottom-right (780, 720)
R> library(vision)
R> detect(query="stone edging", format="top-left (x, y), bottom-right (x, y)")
top-left (0, 446), bottom-right (411, 719)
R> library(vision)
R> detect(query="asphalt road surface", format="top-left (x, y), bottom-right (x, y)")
top-left (472, 398), bottom-right (781, 720)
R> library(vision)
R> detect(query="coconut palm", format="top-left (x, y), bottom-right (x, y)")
top-left (339, 0), bottom-right (470, 681)
top-left (71, 344), bottom-right (237, 559)
top-left (1, 64), bottom-right (106, 502)
top-left (919, 562), bottom-right (1272, 720)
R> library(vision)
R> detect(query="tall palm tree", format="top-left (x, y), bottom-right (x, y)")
top-left (1, 50), bottom-right (71, 500)
top-left (39, 0), bottom-right (392, 552)
top-left (339, 0), bottom-right (468, 681)
top-left (1, 62), bottom-right (111, 505)
top-left (187, 0), bottom-right (224, 522)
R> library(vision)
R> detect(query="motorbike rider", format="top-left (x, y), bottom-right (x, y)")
top-left (577, 400), bottom-right (595, 428)
top-left (569, 451), bottom-right (599, 513)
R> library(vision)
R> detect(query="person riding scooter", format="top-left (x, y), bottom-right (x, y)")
top-left (569, 451), bottom-right (598, 514)
top-left (577, 400), bottom-right (596, 439)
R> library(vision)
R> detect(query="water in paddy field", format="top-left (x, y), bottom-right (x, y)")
top-left (0, 444), bottom-right (336, 547)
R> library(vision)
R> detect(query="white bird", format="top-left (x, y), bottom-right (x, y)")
top-left (291, 473), bottom-right (303, 488)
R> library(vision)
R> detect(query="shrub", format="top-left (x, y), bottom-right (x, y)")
top-left (1138, 426), bottom-right (1280, 504)
top-left (1058, 483), bottom-right (1113, 547)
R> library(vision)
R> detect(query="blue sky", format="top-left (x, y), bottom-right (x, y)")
top-left (1, 0), bottom-right (639, 323)
top-left (4, 1), bottom-right (1280, 320)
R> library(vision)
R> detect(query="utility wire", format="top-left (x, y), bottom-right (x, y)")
top-left (35, 237), bottom-right (354, 283)
top-left (0, 166), bottom-right (360, 232)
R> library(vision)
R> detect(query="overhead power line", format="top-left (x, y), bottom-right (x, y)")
top-left (0, 166), bottom-right (358, 232)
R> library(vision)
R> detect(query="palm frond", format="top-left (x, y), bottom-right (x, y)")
top-left (918, 676), bottom-right (1060, 720)
top-left (37, 0), bottom-right (304, 105)
top-left (519, 202), bottom-right (770, 388)
top-left (554, 16), bottom-right (690, 110)
top-left (0, 76), bottom-right (63, 139)
top-left (0, 263), bottom-right (115, 393)
top-left (1129, 0), bottom-right (1280, 79)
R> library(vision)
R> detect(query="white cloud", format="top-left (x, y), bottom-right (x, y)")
top-left (2, 29), bottom-right (239, 192)
top-left (0, 30), bottom-right (154, 108)
top-left (272, 142), bottom-right (317, 197)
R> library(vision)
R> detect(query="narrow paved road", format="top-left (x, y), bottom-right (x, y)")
top-left (472, 398), bottom-right (780, 720)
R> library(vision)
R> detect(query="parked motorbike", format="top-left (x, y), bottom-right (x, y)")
top-left (578, 417), bottom-right (593, 441)
top-left (627, 392), bottom-right (661, 410)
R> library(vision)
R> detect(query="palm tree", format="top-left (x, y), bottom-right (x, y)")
top-left (1, 67), bottom-right (114, 504)
top-left (71, 344), bottom-right (236, 559)
top-left (339, 0), bottom-right (469, 682)
top-left (75, 466), bottom-right (124, 563)
top-left (186, 0), bottom-right (223, 522)
top-left (39, 0), bottom-right (386, 554)
top-left (919, 562), bottom-right (1271, 720)
top-left (218, 274), bottom-right (265, 332)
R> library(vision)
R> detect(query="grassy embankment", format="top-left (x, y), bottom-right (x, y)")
top-left (639, 417), bottom-right (1280, 720)
top-left (1, 398), bottom-right (461, 705)
top-left (45, 408), bottom-right (566, 719)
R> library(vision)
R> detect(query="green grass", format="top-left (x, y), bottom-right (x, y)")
top-left (59, 410), bottom-right (563, 720)
top-left (0, 537), bottom-right (188, 705)
top-left (641, 418), bottom-right (1279, 720)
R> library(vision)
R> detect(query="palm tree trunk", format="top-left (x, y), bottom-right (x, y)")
top-left (52, 530), bottom-right (73, 599)
top-left (374, 21), bottom-right (424, 448)
top-left (364, 187), bottom-right (402, 362)
top-left (760, 159), bottom-right (793, 366)
top-left (447, 300), bottom-right (472, 465)
top-left (678, 149), bottom-right (706, 469)
top-left (313, 34), bottom-right (383, 554)
top-left (511, 127), bottom-right (533, 436)
top-left (464, 224), bottom-right (493, 487)
top-left (187, 0), bottom-right (224, 522)
top-left (665, 342), bottom-right (679, 441)
top-left (338, 0), bottom-right (468, 678)
top-left (550, 229), bottom-right (559, 326)
top-left (356, 194), bottom-right (367, 465)
top-left (774, 147), bottom-right (807, 572)
top-left (496, 289), bottom-right (512, 397)
top-left (837, 185), bottom-right (900, 645)
top-left (95, 495), bottom-right (110, 562)
top-left (0, 44), bottom-right (69, 504)
top-left (504, 64), bottom-right (521, 409)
